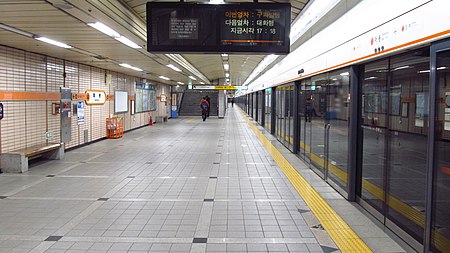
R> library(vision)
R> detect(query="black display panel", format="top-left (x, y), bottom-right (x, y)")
top-left (147, 2), bottom-right (291, 54)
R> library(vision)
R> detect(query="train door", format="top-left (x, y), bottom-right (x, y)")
top-left (429, 42), bottom-right (450, 253)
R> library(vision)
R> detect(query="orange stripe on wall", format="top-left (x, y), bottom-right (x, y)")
top-left (0, 91), bottom-right (60, 101)
top-left (271, 29), bottom-right (450, 87)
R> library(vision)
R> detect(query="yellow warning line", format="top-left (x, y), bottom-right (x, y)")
top-left (240, 111), bottom-right (372, 253)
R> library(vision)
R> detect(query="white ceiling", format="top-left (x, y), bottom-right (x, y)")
top-left (0, 0), bottom-right (309, 86)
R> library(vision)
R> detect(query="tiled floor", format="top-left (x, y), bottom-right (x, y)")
top-left (0, 108), bottom-right (406, 252)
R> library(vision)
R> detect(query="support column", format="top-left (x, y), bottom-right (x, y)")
top-left (218, 90), bottom-right (226, 119)
top-left (348, 65), bottom-right (363, 201)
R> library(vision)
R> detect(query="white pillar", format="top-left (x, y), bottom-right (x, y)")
top-left (218, 90), bottom-right (226, 118)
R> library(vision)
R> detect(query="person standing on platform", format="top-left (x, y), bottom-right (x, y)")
top-left (305, 96), bottom-right (313, 122)
top-left (231, 97), bottom-right (235, 107)
top-left (205, 95), bottom-right (211, 117)
top-left (200, 97), bottom-right (209, 121)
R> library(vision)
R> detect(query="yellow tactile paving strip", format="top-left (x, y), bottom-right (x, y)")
top-left (240, 111), bottom-right (373, 253)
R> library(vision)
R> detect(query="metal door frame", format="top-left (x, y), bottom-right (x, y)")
top-left (424, 39), bottom-right (450, 253)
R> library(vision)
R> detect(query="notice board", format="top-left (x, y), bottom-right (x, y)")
top-left (147, 2), bottom-right (291, 54)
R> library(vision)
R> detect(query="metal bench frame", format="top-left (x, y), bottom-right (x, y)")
top-left (0, 143), bottom-right (65, 173)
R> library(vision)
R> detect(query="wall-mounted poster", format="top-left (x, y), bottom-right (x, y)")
top-left (390, 92), bottom-right (401, 116)
top-left (77, 101), bottom-right (85, 125)
top-left (415, 92), bottom-right (428, 127)
top-left (114, 90), bottom-right (129, 114)
top-left (136, 83), bottom-right (156, 112)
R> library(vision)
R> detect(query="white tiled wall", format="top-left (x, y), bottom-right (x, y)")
top-left (0, 45), bottom-right (168, 152)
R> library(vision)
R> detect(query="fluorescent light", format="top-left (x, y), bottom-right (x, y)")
top-left (393, 65), bottom-right (411, 71)
top-left (167, 64), bottom-right (181, 72)
top-left (340, 72), bottom-right (349, 76)
top-left (364, 76), bottom-right (377, 80)
top-left (189, 76), bottom-right (197, 80)
top-left (159, 76), bottom-right (170, 80)
top-left (221, 54), bottom-right (228, 57)
top-left (210, 0), bottom-right (225, 4)
top-left (419, 67), bottom-right (448, 73)
top-left (119, 63), bottom-right (142, 72)
top-left (34, 37), bottom-right (72, 48)
top-left (0, 23), bottom-right (33, 37)
top-left (225, 73), bottom-right (230, 77)
top-left (88, 22), bottom-right (120, 38)
top-left (200, 82), bottom-right (205, 84)
top-left (176, 85), bottom-right (180, 88)
top-left (115, 36), bottom-right (141, 49)
top-left (177, 82), bottom-right (184, 85)
top-left (224, 63), bottom-right (230, 71)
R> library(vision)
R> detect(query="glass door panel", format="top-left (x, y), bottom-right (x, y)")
top-left (288, 86), bottom-right (295, 150)
top-left (265, 88), bottom-right (272, 131)
top-left (387, 50), bottom-right (429, 243)
top-left (309, 74), bottom-right (328, 174)
top-left (431, 48), bottom-right (450, 253)
top-left (301, 80), bottom-right (312, 164)
top-left (360, 59), bottom-right (389, 212)
top-left (326, 69), bottom-right (350, 190)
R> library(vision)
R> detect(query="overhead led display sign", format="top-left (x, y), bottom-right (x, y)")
top-left (147, 2), bottom-right (291, 54)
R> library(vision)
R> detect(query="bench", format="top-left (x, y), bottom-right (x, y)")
top-left (0, 143), bottom-right (65, 173)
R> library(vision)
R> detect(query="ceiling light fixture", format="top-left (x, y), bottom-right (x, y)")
top-left (393, 65), bottom-right (411, 71)
top-left (119, 63), bottom-right (143, 72)
top-left (225, 73), bottom-right (230, 77)
top-left (34, 36), bottom-right (72, 48)
top-left (340, 72), bottom-right (350, 76)
top-left (167, 64), bottom-right (182, 72)
top-left (115, 36), bottom-right (141, 49)
top-left (200, 82), bottom-right (205, 84)
top-left (159, 76), bottom-right (170, 80)
top-left (88, 22), bottom-right (141, 49)
top-left (177, 82), bottom-right (184, 85)
top-left (88, 22), bottom-right (120, 37)
top-left (0, 23), bottom-right (33, 37)
top-left (189, 76), bottom-right (197, 80)
top-left (221, 54), bottom-right (228, 57)
top-left (224, 63), bottom-right (230, 71)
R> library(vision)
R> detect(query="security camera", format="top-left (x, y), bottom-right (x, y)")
top-left (298, 69), bottom-right (304, 75)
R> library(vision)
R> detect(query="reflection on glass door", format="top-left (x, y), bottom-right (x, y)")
top-left (326, 69), bottom-right (350, 190)
top-left (309, 74), bottom-right (327, 174)
top-left (431, 47), bottom-right (450, 253)
top-left (299, 79), bottom-right (312, 163)
top-left (360, 59), bottom-right (389, 213)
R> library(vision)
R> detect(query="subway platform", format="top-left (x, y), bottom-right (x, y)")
top-left (0, 108), bottom-right (411, 253)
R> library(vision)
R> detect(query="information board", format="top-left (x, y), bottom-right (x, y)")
top-left (135, 83), bottom-right (156, 113)
top-left (147, 2), bottom-right (290, 54)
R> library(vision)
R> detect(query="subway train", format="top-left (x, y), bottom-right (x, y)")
top-left (236, 0), bottom-right (450, 252)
